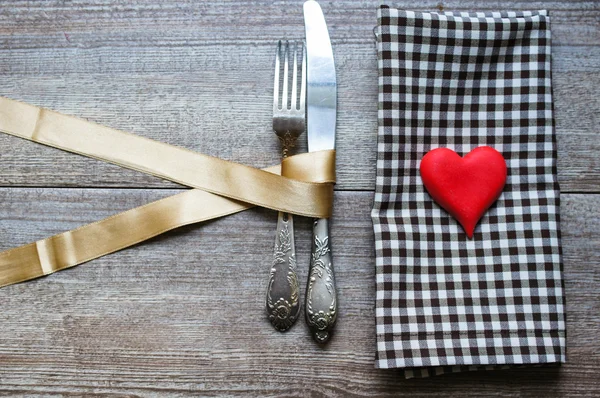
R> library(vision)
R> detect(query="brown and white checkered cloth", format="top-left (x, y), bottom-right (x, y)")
top-left (372, 7), bottom-right (566, 378)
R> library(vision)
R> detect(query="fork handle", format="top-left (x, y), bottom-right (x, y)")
top-left (266, 211), bottom-right (300, 332)
top-left (305, 218), bottom-right (337, 343)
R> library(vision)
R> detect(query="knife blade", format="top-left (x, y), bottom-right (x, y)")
top-left (303, 0), bottom-right (337, 343)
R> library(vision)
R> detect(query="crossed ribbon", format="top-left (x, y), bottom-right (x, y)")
top-left (0, 97), bottom-right (335, 288)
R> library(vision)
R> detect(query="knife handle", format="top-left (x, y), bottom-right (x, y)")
top-left (305, 217), bottom-right (337, 343)
top-left (266, 211), bottom-right (300, 332)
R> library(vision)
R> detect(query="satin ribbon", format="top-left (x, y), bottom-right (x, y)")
top-left (0, 97), bottom-right (334, 218)
top-left (0, 96), bottom-right (336, 288)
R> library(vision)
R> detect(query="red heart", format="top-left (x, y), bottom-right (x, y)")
top-left (419, 146), bottom-right (507, 238)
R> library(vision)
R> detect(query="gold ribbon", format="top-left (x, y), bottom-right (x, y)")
top-left (0, 97), bottom-right (336, 288)
top-left (0, 97), bottom-right (334, 218)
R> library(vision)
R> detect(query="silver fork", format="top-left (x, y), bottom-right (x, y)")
top-left (266, 40), bottom-right (306, 332)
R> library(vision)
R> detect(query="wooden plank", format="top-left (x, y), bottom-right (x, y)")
top-left (0, 43), bottom-right (598, 192)
top-left (0, 188), bottom-right (597, 396)
top-left (0, 1), bottom-right (598, 47)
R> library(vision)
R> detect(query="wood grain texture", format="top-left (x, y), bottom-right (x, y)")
top-left (0, 1), bottom-right (598, 47)
top-left (0, 190), bottom-right (597, 396)
top-left (0, 0), bottom-right (598, 396)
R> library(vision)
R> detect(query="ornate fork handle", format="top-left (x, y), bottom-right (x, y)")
top-left (266, 212), bottom-right (300, 331)
top-left (305, 218), bottom-right (337, 343)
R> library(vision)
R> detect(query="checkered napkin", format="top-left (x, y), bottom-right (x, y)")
top-left (372, 7), bottom-right (566, 377)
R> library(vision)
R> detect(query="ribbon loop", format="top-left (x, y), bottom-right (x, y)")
top-left (282, 150), bottom-right (336, 184)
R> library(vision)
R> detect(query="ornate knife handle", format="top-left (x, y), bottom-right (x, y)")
top-left (305, 218), bottom-right (337, 343)
top-left (266, 212), bottom-right (300, 332)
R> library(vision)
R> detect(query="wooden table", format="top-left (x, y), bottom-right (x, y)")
top-left (0, 1), bottom-right (598, 396)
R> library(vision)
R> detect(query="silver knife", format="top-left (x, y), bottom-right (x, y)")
top-left (303, 0), bottom-right (337, 344)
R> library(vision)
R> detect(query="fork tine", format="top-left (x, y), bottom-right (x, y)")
top-left (282, 41), bottom-right (289, 110)
top-left (300, 41), bottom-right (306, 113)
top-left (291, 42), bottom-right (298, 110)
top-left (274, 40), bottom-right (281, 111)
